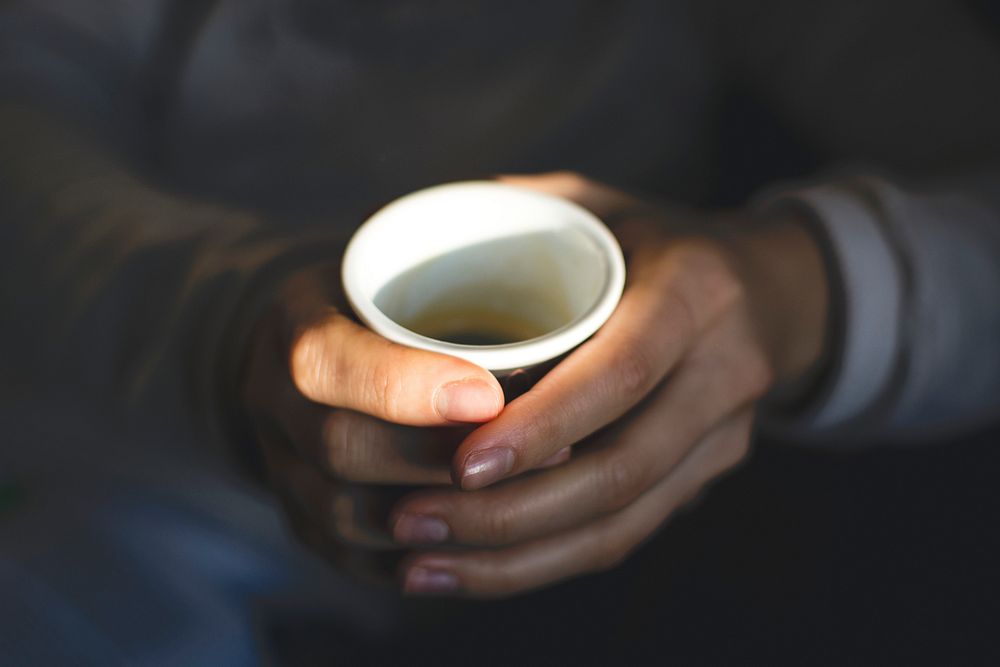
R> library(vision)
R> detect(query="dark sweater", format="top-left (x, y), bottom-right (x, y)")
top-left (2, 0), bottom-right (999, 445)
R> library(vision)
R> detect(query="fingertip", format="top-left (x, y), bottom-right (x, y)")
top-left (402, 567), bottom-right (460, 595)
top-left (456, 446), bottom-right (516, 490)
top-left (392, 513), bottom-right (451, 545)
top-left (433, 376), bottom-right (503, 423)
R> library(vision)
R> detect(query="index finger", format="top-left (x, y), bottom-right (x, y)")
top-left (452, 252), bottom-right (707, 490)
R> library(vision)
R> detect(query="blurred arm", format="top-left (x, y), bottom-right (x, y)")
top-left (716, 0), bottom-right (1000, 442)
top-left (0, 1), bottom-right (341, 456)
top-left (755, 174), bottom-right (1000, 443)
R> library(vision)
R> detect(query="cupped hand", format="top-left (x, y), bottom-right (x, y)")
top-left (391, 173), bottom-right (830, 597)
top-left (241, 263), bottom-right (506, 583)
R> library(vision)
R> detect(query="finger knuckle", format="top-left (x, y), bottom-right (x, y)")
top-left (481, 502), bottom-right (520, 545)
top-left (667, 240), bottom-right (744, 320)
top-left (289, 327), bottom-right (333, 401)
top-left (656, 287), bottom-right (698, 351)
top-left (611, 344), bottom-right (656, 401)
top-left (600, 455), bottom-right (646, 511)
top-left (704, 251), bottom-right (746, 312)
top-left (538, 411), bottom-right (573, 451)
top-left (363, 359), bottom-right (406, 422)
top-left (322, 411), bottom-right (362, 478)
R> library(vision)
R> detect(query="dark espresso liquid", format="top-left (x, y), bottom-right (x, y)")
top-left (403, 306), bottom-right (551, 345)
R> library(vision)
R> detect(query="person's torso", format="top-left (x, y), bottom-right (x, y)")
top-left (157, 0), bottom-right (720, 224)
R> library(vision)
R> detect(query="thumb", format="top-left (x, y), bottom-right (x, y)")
top-left (289, 311), bottom-right (504, 426)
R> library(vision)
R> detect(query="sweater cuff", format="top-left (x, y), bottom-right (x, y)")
top-left (754, 184), bottom-right (906, 434)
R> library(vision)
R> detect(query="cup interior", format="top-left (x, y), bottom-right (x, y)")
top-left (343, 182), bottom-right (625, 372)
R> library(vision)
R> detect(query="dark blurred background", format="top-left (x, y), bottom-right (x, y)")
top-left (270, 3), bottom-right (1000, 664)
top-left (2, 2), bottom-right (999, 665)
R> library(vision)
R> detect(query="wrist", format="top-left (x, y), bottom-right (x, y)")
top-left (724, 209), bottom-right (832, 394)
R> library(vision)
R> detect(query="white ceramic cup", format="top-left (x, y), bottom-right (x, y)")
top-left (342, 181), bottom-right (626, 379)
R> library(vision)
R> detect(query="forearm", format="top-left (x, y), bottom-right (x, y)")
top-left (1, 105), bottom-right (344, 450)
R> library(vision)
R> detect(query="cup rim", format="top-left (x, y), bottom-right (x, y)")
top-left (342, 181), bottom-right (626, 372)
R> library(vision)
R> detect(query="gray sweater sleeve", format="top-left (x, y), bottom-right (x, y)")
top-left (0, 1), bottom-right (343, 456)
top-left (757, 175), bottom-right (1000, 443)
top-left (721, 0), bottom-right (1000, 441)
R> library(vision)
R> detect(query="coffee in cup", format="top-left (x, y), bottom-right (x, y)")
top-left (342, 181), bottom-right (625, 395)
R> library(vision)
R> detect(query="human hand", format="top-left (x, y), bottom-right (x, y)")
top-left (390, 173), bottom-right (830, 597)
top-left (241, 263), bottom-right (507, 584)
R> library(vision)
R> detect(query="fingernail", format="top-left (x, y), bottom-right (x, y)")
top-left (434, 379), bottom-right (501, 422)
top-left (393, 514), bottom-right (450, 545)
top-left (461, 447), bottom-right (515, 490)
top-left (540, 447), bottom-right (571, 468)
top-left (404, 567), bottom-right (459, 595)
